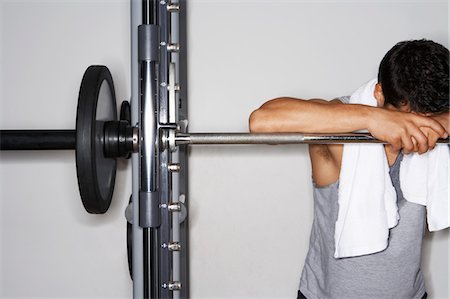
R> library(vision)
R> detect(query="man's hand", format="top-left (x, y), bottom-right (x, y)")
top-left (419, 112), bottom-right (450, 151)
top-left (418, 127), bottom-right (442, 151)
top-left (367, 108), bottom-right (448, 154)
top-left (430, 112), bottom-right (450, 135)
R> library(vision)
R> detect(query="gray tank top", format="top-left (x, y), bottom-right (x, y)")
top-left (299, 153), bottom-right (427, 299)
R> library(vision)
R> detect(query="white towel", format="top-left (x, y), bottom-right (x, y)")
top-left (334, 79), bottom-right (450, 259)
top-left (400, 147), bottom-right (450, 231)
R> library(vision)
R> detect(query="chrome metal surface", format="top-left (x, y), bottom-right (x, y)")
top-left (168, 163), bottom-right (181, 172)
top-left (167, 43), bottom-right (180, 52)
top-left (167, 202), bottom-right (181, 212)
top-left (140, 61), bottom-right (158, 192)
top-left (168, 63), bottom-right (177, 124)
top-left (168, 203), bottom-right (182, 212)
top-left (168, 242), bottom-right (182, 251)
top-left (168, 282), bottom-right (182, 291)
top-left (157, 1), bottom-right (172, 296)
top-left (132, 126), bottom-right (140, 153)
top-left (168, 129), bottom-right (177, 152)
top-left (167, 3), bottom-right (180, 12)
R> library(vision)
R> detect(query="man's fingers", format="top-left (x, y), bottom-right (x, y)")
top-left (429, 135), bottom-right (439, 150)
top-left (409, 126), bottom-right (428, 154)
top-left (411, 137), bottom-right (419, 153)
top-left (419, 126), bottom-right (441, 151)
top-left (427, 132), bottom-right (440, 150)
top-left (415, 116), bottom-right (447, 138)
top-left (401, 135), bottom-right (414, 154)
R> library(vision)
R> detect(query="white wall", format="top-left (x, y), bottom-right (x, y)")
top-left (0, 0), bottom-right (448, 298)
top-left (0, 1), bottom-right (133, 297)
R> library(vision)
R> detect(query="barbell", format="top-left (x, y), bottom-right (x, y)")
top-left (1, 65), bottom-right (448, 215)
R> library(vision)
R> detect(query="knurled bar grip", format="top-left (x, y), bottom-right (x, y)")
top-left (174, 133), bottom-right (450, 145)
top-left (0, 130), bottom-right (76, 150)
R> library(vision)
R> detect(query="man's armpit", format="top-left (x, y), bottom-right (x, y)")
top-left (309, 144), bottom-right (342, 187)
top-left (309, 144), bottom-right (334, 161)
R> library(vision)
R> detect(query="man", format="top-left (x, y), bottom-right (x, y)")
top-left (249, 40), bottom-right (449, 299)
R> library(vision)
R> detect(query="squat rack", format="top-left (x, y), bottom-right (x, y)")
top-left (0, 0), bottom-right (448, 299)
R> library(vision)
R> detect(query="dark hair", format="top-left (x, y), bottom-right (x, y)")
top-left (378, 39), bottom-right (449, 113)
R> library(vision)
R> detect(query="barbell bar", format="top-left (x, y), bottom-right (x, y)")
top-left (160, 132), bottom-right (448, 149)
top-left (3, 131), bottom-right (448, 151)
top-left (0, 130), bottom-right (76, 150)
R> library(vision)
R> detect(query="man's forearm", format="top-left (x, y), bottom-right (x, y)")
top-left (249, 97), bottom-right (374, 133)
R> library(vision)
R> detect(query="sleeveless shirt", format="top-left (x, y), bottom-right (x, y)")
top-left (299, 153), bottom-right (427, 299)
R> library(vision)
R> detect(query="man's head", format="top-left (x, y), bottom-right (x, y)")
top-left (375, 39), bottom-right (449, 114)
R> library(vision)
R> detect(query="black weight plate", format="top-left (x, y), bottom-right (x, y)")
top-left (76, 66), bottom-right (117, 214)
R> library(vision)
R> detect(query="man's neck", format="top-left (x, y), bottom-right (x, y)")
top-left (384, 144), bottom-right (400, 166)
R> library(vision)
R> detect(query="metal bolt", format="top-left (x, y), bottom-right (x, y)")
top-left (168, 282), bottom-right (182, 290)
top-left (168, 163), bottom-right (181, 172)
top-left (167, 43), bottom-right (180, 52)
top-left (168, 203), bottom-right (181, 212)
top-left (168, 242), bottom-right (181, 251)
top-left (167, 3), bottom-right (180, 12)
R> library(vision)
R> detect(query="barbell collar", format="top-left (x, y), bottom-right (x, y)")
top-left (104, 121), bottom-right (138, 158)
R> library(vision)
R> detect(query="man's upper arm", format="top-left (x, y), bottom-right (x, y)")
top-left (308, 97), bottom-right (347, 186)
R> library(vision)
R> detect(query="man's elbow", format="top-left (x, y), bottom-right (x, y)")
top-left (249, 97), bottom-right (293, 133)
top-left (249, 108), bottom-right (271, 133)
